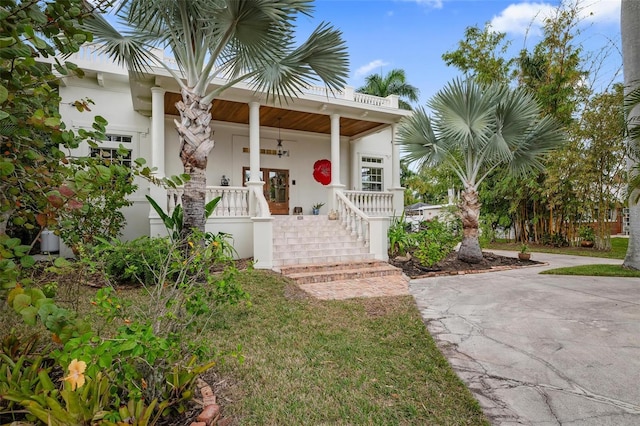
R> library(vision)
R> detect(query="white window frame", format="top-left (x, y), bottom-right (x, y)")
top-left (361, 156), bottom-right (384, 192)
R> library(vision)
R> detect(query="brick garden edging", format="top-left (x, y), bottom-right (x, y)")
top-left (407, 262), bottom-right (548, 280)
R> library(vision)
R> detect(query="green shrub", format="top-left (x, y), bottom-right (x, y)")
top-left (388, 214), bottom-right (415, 256)
top-left (101, 237), bottom-right (171, 286)
top-left (413, 219), bottom-right (459, 267)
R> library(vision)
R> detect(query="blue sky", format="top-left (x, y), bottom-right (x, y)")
top-left (295, 0), bottom-right (622, 105)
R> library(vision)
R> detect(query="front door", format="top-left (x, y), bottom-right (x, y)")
top-left (243, 168), bottom-right (290, 215)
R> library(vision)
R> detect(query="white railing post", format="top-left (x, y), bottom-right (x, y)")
top-left (368, 217), bottom-right (389, 261)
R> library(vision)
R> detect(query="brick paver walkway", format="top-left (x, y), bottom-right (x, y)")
top-left (297, 275), bottom-right (410, 300)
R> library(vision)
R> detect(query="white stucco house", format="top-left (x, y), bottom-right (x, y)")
top-left (52, 45), bottom-right (410, 269)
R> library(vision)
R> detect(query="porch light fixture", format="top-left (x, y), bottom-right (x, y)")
top-left (276, 117), bottom-right (284, 158)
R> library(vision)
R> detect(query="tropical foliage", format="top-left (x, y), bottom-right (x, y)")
top-left (404, 0), bottom-right (627, 252)
top-left (357, 68), bottom-right (419, 110)
top-left (398, 78), bottom-right (564, 262)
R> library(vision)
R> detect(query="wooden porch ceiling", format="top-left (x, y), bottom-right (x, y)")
top-left (164, 92), bottom-right (385, 138)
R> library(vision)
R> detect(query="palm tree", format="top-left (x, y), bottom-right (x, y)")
top-left (84, 0), bottom-right (348, 233)
top-left (622, 0), bottom-right (640, 269)
top-left (357, 68), bottom-right (419, 110)
top-left (398, 78), bottom-right (564, 263)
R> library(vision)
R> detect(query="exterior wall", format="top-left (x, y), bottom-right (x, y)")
top-left (349, 127), bottom-right (393, 191)
top-left (59, 75), bottom-right (151, 241)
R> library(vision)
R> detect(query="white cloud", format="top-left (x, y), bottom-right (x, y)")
top-left (414, 0), bottom-right (444, 9)
top-left (398, 0), bottom-right (444, 10)
top-left (490, 0), bottom-right (619, 37)
top-left (355, 60), bottom-right (390, 78)
top-left (579, 0), bottom-right (619, 24)
top-left (490, 2), bottom-right (555, 36)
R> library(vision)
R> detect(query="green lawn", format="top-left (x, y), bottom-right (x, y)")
top-left (488, 238), bottom-right (638, 277)
top-left (2, 269), bottom-right (488, 425)
top-left (486, 237), bottom-right (628, 259)
top-left (207, 270), bottom-right (488, 425)
top-left (540, 264), bottom-right (640, 277)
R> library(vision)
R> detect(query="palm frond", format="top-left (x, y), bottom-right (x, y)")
top-left (246, 22), bottom-right (348, 102)
top-left (82, 10), bottom-right (159, 75)
top-left (429, 78), bottom-right (494, 151)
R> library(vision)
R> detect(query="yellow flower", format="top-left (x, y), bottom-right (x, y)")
top-left (63, 359), bottom-right (87, 391)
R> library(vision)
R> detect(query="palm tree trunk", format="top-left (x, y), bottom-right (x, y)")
top-left (622, 0), bottom-right (640, 269)
top-left (175, 88), bottom-right (214, 233)
top-left (458, 186), bottom-right (483, 263)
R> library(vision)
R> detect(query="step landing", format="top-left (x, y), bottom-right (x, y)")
top-left (278, 260), bottom-right (410, 300)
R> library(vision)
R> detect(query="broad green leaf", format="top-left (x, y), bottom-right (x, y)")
top-left (95, 165), bottom-right (111, 181)
top-left (0, 84), bottom-right (7, 103)
top-left (0, 37), bottom-right (15, 48)
top-left (0, 161), bottom-right (15, 176)
top-left (20, 306), bottom-right (38, 325)
top-left (4, 238), bottom-right (21, 249)
top-left (54, 257), bottom-right (72, 268)
top-left (0, 110), bottom-right (9, 120)
top-left (27, 288), bottom-right (46, 304)
top-left (12, 293), bottom-right (32, 312)
top-left (20, 255), bottom-right (36, 268)
top-left (44, 116), bottom-right (61, 127)
top-left (118, 340), bottom-right (138, 352)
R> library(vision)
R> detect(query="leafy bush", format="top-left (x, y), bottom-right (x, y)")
top-left (388, 214), bottom-right (415, 256)
top-left (541, 232), bottom-right (568, 247)
top-left (578, 226), bottom-right (595, 241)
top-left (101, 236), bottom-right (172, 286)
top-left (413, 219), bottom-right (459, 267)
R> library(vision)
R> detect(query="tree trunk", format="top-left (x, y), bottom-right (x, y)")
top-left (622, 0), bottom-right (640, 269)
top-left (174, 88), bottom-right (214, 233)
top-left (458, 186), bottom-right (483, 263)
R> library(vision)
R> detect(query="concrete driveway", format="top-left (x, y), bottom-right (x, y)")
top-left (409, 251), bottom-right (640, 425)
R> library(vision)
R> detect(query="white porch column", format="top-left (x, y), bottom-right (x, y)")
top-left (330, 113), bottom-right (341, 185)
top-left (246, 101), bottom-right (273, 269)
top-left (149, 87), bottom-right (167, 235)
top-left (390, 123), bottom-right (405, 216)
top-left (329, 113), bottom-right (345, 211)
top-left (151, 87), bottom-right (166, 176)
top-left (247, 101), bottom-right (265, 217)
top-left (248, 102), bottom-right (261, 182)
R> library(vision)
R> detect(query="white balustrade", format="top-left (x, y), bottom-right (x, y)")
top-left (353, 92), bottom-right (393, 107)
top-left (167, 186), bottom-right (250, 217)
top-left (344, 191), bottom-right (394, 216)
top-left (335, 192), bottom-right (369, 247)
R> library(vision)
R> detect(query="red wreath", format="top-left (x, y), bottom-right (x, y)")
top-left (313, 159), bottom-right (331, 185)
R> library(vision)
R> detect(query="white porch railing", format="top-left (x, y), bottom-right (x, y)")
top-left (344, 191), bottom-right (394, 216)
top-left (167, 186), bottom-right (250, 217)
top-left (336, 192), bottom-right (370, 247)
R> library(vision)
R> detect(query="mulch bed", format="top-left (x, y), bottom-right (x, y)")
top-left (389, 251), bottom-right (543, 279)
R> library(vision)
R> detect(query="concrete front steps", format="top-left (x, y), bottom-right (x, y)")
top-left (272, 216), bottom-right (408, 299)
top-left (272, 215), bottom-right (373, 268)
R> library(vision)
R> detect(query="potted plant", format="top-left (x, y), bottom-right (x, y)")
top-left (518, 244), bottom-right (531, 261)
top-left (578, 226), bottom-right (595, 248)
top-left (312, 202), bottom-right (325, 215)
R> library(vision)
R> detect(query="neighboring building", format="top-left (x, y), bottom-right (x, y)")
top-left (51, 45), bottom-right (410, 268)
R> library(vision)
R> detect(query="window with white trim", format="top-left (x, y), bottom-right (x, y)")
top-left (105, 134), bottom-right (132, 144)
top-left (361, 156), bottom-right (383, 192)
top-left (90, 134), bottom-right (133, 168)
top-left (90, 147), bottom-right (132, 167)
